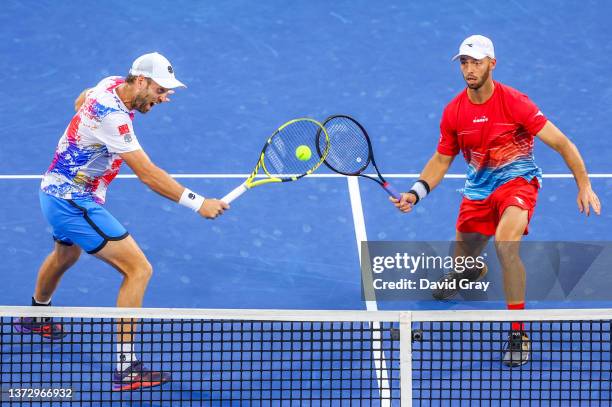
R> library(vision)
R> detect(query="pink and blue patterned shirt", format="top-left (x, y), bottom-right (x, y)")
top-left (41, 77), bottom-right (141, 204)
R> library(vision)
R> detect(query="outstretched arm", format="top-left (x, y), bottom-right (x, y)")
top-left (392, 151), bottom-right (455, 213)
top-left (120, 149), bottom-right (228, 219)
top-left (537, 120), bottom-right (601, 216)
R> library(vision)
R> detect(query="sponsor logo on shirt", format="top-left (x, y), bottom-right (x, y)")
top-left (515, 197), bottom-right (525, 205)
top-left (473, 115), bottom-right (488, 123)
top-left (118, 124), bottom-right (132, 142)
top-left (118, 124), bottom-right (130, 135)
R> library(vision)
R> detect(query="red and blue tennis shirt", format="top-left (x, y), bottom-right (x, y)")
top-left (437, 81), bottom-right (548, 200)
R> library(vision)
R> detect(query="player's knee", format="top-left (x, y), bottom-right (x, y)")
top-left (496, 208), bottom-right (528, 241)
top-left (494, 241), bottom-right (520, 263)
top-left (142, 261), bottom-right (153, 280)
top-left (131, 260), bottom-right (153, 282)
top-left (494, 227), bottom-right (523, 242)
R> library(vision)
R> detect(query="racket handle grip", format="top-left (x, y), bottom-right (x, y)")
top-left (222, 183), bottom-right (248, 204)
top-left (382, 182), bottom-right (402, 200)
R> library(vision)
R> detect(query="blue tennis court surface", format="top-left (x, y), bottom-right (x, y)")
top-left (1, 1), bottom-right (612, 405)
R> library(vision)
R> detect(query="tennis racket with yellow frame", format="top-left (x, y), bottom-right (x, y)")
top-left (222, 118), bottom-right (330, 203)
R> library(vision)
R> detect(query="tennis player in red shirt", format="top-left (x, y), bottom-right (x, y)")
top-left (392, 35), bottom-right (601, 366)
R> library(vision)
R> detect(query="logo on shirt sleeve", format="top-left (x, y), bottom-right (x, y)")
top-left (118, 124), bottom-right (130, 135)
top-left (118, 124), bottom-right (133, 143)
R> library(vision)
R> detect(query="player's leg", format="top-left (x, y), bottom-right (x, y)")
top-left (455, 230), bottom-right (491, 281)
top-left (496, 205), bottom-right (531, 367)
top-left (59, 200), bottom-right (168, 389)
top-left (493, 177), bottom-right (539, 305)
top-left (33, 241), bottom-right (82, 303)
top-left (95, 236), bottom-right (152, 310)
top-left (94, 236), bottom-right (152, 357)
top-left (432, 193), bottom-right (494, 300)
top-left (432, 231), bottom-right (491, 300)
top-left (14, 242), bottom-right (81, 339)
top-left (15, 193), bottom-right (87, 339)
top-left (23, 192), bottom-right (168, 388)
top-left (94, 237), bottom-right (170, 390)
top-left (495, 206), bottom-right (528, 305)
top-left (455, 231), bottom-right (491, 274)
top-left (493, 178), bottom-right (539, 367)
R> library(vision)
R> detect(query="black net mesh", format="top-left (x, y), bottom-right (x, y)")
top-left (2, 313), bottom-right (400, 406)
top-left (412, 319), bottom-right (612, 406)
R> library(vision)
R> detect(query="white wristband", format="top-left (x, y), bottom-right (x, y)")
top-left (179, 188), bottom-right (205, 212)
top-left (410, 181), bottom-right (429, 201)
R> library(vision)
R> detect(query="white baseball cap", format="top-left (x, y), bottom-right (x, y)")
top-left (451, 35), bottom-right (495, 61)
top-left (129, 52), bottom-right (186, 89)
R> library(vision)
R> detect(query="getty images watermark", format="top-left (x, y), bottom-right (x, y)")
top-left (361, 241), bottom-right (610, 301)
top-left (370, 251), bottom-right (489, 291)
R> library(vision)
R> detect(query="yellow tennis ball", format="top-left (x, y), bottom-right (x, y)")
top-left (295, 145), bottom-right (312, 161)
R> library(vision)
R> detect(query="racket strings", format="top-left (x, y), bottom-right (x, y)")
top-left (319, 118), bottom-right (370, 175)
top-left (266, 140), bottom-right (286, 173)
top-left (263, 120), bottom-right (326, 177)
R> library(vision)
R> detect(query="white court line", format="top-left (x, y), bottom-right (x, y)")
top-left (347, 178), bottom-right (376, 311)
top-left (347, 177), bottom-right (391, 405)
top-left (1, 173), bottom-right (612, 180)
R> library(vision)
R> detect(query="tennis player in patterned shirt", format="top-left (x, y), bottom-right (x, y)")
top-left (15, 52), bottom-right (228, 390)
top-left (392, 35), bottom-right (601, 367)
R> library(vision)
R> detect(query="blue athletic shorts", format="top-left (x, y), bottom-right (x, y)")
top-left (39, 191), bottom-right (129, 254)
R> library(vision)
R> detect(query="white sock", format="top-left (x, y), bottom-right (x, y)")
top-left (116, 343), bottom-right (138, 372)
top-left (32, 296), bottom-right (52, 323)
top-left (33, 296), bottom-right (52, 305)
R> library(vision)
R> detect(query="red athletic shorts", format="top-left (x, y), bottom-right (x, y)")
top-left (456, 177), bottom-right (540, 236)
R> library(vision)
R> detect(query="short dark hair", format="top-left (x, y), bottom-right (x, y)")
top-left (125, 74), bottom-right (152, 85)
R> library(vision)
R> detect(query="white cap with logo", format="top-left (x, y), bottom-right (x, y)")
top-left (451, 35), bottom-right (495, 61)
top-left (129, 52), bottom-right (186, 89)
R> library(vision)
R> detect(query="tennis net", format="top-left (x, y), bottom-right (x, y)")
top-left (1, 306), bottom-right (612, 406)
top-left (1, 307), bottom-right (400, 406)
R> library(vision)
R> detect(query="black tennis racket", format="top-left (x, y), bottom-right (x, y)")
top-left (316, 114), bottom-right (401, 200)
